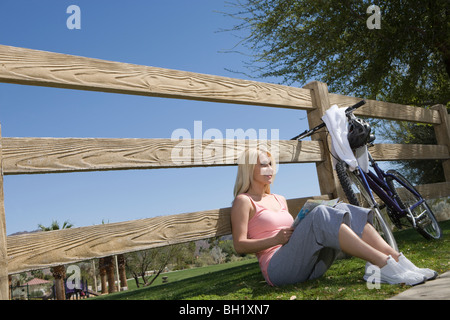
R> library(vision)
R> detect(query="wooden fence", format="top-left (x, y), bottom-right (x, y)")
top-left (0, 45), bottom-right (449, 299)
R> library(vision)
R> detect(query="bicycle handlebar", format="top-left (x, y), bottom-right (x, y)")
top-left (344, 99), bottom-right (366, 115)
top-left (290, 100), bottom-right (366, 141)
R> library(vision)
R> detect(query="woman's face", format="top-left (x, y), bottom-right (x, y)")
top-left (253, 153), bottom-right (274, 185)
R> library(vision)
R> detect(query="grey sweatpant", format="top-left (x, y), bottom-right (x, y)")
top-left (267, 203), bottom-right (373, 286)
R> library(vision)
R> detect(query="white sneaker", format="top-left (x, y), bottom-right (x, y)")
top-left (398, 253), bottom-right (438, 280)
top-left (364, 256), bottom-right (426, 286)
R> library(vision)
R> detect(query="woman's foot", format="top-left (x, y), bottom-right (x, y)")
top-left (364, 255), bottom-right (426, 286)
top-left (398, 252), bottom-right (438, 281)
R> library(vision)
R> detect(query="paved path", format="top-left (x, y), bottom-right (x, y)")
top-left (388, 271), bottom-right (450, 300)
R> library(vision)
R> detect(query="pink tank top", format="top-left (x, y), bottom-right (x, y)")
top-left (245, 193), bottom-right (294, 286)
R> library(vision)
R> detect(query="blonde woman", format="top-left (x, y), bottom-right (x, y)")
top-left (231, 148), bottom-right (437, 287)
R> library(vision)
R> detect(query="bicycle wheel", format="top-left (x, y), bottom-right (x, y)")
top-left (335, 161), bottom-right (398, 251)
top-left (385, 170), bottom-right (442, 240)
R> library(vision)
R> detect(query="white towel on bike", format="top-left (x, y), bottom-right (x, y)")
top-left (321, 104), bottom-right (369, 172)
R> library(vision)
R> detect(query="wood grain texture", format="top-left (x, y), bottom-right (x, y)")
top-left (303, 81), bottom-right (341, 198)
top-left (369, 143), bottom-right (449, 161)
top-left (0, 126), bottom-right (9, 299)
top-left (432, 105), bottom-right (450, 181)
top-left (328, 94), bottom-right (441, 124)
top-left (0, 45), bottom-right (313, 110)
top-left (6, 195), bottom-right (331, 274)
top-left (414, 182), bottom-right (450, 200)
top-left (1, 138), bottom-right (323, 174)
top-left (6, 209), bottom-right (231, 274)
top-left (2, 138), bottom-right (447, 174)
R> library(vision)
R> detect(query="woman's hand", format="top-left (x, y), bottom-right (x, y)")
top-left (274, 227), bottom-right (294, 245)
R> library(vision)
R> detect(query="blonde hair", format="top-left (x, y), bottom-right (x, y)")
top-left (233, 148), bottom-right (277, 198)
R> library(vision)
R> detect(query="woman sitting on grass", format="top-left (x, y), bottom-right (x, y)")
top-left (231, 148), bottom-right (437, 287)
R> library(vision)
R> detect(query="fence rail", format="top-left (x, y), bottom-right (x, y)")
top-left (2, 138), bottom-right (448, 175)
top-left (6, 195), bottom-right (333, 274)
top-left (0, 45), bottom-right (313, 110)
top-left (328, 94), bottom-right (442, 124)
top-left (1, 138), bottom-right (322, 174)
top-left (0, 45), bottom-right (449, 299)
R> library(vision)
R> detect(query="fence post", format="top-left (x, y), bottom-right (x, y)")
top-left (302, 81), bottom-right (342, 199)
top-left (0, 124), bottom-right (9, 300)
top-left (431, 104), bottom-right (450, 182)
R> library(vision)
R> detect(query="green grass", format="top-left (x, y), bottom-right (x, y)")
top-left (93, 220), bottom-right (450, 300)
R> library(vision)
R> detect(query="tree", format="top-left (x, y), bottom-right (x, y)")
top-left (104, 256), bottom-right (116, 294)
top-left (38, 220), bottom-right (73, 300)
top-left (125, 243), bottom-right (196, 288)
top-left (38, 220), bottom-right (73, 232)
top-left (98, 257), bottom-right (108, 294)
top-left (125, 250), bottom-right (153, 288)
top-left (227, 0), bottom-right (449, 103)
top-left (117, 254), bottom-right (128, 291)
top-left (226, 0), bottom-right (449, 183)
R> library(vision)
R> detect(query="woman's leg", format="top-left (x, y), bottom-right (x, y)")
top-left (267, 206), bottom-right (349, 286)
top-left (335, 204), bottom-right (399, 265)
top-left (361, 223), bottom-right (400, 261)
top-left (338, 223), bottom-right (388, 268)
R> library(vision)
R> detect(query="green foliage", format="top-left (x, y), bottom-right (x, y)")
top-left (125, 242), bottom-right (196, 287)
top-left (38, 219), bottom-right (73, 231)
top-left (227, 0), bottom-right (449, 106)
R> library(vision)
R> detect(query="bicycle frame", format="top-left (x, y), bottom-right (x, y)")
top-left (354, 152), bottom-right (425, 221)
top-left (291, 99), bottom-right (441, 240)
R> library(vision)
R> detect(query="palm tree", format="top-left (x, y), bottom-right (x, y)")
top-left (38, 220), bottom-right (73, 232)
top-left (117, 254), bottom-right (127, 291)
top-left (104, 256), bottom-right (117, 293)
top-left (98, 257), bottom-right (108, 294)
top-left (96, 220), bottom-right (120, 293)
top-left (38, 220), bottom-right (73, 300)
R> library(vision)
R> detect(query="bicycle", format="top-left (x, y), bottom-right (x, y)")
top-left (291, 100), bottom-right (442, 251)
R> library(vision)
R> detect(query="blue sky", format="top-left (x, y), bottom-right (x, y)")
top-left (0, 0), bottom-right (320, 235)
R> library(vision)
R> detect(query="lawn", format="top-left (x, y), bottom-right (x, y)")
top-left (92, 220), bottom-right (449, 300)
